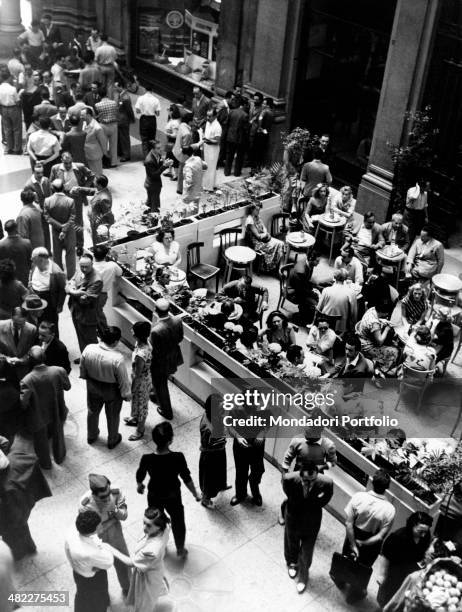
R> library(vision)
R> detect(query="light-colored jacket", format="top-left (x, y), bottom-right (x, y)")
top-left (84, 119), bottom-right (107, 161)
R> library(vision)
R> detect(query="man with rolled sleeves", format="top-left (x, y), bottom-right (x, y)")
top-left (79, 473), bottom-right (131, 595)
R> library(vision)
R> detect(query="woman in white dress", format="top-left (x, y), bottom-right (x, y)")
top-left (127, 508), bottom-right (171, 612)
top-left (150, 228), bottom-right (181, 268)
top-left (201, 108), bottom-right (222, 192)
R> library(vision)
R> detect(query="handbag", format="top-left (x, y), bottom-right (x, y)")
top-left (329, 552), bottom-right (372, 591)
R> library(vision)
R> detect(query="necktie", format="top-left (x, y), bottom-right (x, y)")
top-left (13, 327), bottom-right (19, 346)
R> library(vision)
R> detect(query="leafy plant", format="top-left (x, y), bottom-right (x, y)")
top-left (387, 106), bottom-right (439, 213)
top-left (413, 441), bottom-right (462, 496)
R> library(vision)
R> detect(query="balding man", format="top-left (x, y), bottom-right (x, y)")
top-left (20, 345), bottom-right (71, 469)
top-left (381, 214), bottom-right (410, 252)
top-left (67, 254), bottom-right (102, 355)
top-left (43, 178), bottom-right (76, 279)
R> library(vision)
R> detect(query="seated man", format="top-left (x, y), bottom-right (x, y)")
top-left (286, 344), bottom-right (322, 377)
top-left (333, 245), bottom-right (363, 285)
top-left (344, 211), bottom-right (384, 267)
top-left (218, 274), bottom-right (268, 326)
top-left (406, 225), bottom-right (444, 282)
top-left (306, 319), bottom-right (337, 360)
top-left (381, 213), bottom-right (410, 252)
top-left (328, 332), bottom-right (374, 394)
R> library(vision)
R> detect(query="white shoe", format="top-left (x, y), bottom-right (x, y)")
top-left (296, 583), bottom-right (307, 594)
top-left (287, 566), bottom-right (297, 579)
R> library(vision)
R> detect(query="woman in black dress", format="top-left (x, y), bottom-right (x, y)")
top-left (136, 422), bottom-right (201, 559)
top-left (377, 511), bottom-right (432, 608)
top-left (199, 395), bottom-right (228, 509)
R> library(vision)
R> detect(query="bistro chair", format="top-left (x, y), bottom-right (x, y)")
top-left (394, 363), bottom-right (436, 413)
top-left (218, 227), bottom-right (242, 270)
top-left (186, 241), bottom-right (220, 293)
top-left (270, 213), bottom-right (290, 240)
top-left (277, 263), bottom-right (295, 311)
top-left (254, 285), bottom-right (268, 329)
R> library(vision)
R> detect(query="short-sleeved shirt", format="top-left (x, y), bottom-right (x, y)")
top-left (136, 452), bottom-right (191, 499)
top-left (150, 241), bottom-right (180, 266)
top-left (345, 490), bottom-right (395, 535)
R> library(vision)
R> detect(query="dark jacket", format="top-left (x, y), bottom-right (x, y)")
top-left (68, 268), bottom-right (103, 326)
top-left (150, 315), bottom-right (184, 377)
top-left (24, 176), bottom-right (51, 209)
top-left (381, 222), bottom-right (410, 252)
top-left (0, 235), bottom-right (32, 286)
top-left (226, 108), bottom-right (249, 145)
top-left (32, 102), bottom-right (58, 120)
top-left (283, 472), bottom-right (333, 533)
top-left (29, 261), bottom-right (66, 312)
top-left (16, 205), bottom-right (45, 250)
top-left (117, 91), bottom-right (135, 125)
top-left (219, 280), bottom-right (268, 319)
top-left (144, 151), bottom-right (168, 188)
top-left (43, 336), bottom-right (71, 374)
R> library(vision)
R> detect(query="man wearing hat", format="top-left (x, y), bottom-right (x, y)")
top-left (79, 473), bottom-right (131, 595)
top-left (22, 294), bottom-right (47, 327)
top-left (150, 298), bottom-right (184, 420)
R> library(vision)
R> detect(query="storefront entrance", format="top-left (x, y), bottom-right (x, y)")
top-left (291, 0), bottom-right (397, 187)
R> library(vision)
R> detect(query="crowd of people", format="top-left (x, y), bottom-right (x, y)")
top-left (0, 11), bottom-right (461, 612)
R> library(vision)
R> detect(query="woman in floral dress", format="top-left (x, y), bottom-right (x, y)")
top-left (245, 203), bottom-right (284, 272)
top-left (125, 321), bottom-right (152, 441)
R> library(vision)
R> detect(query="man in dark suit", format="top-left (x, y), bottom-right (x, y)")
top-left (32, 89), bottom-right (58, 121)
top-left (0, 220), bottom-right (32, 286)
top-left (38, 320), bottom-right (70, 374)
top-left (24, 162), bottom-right (52, 252)
top-left (216, 90), bottom-right (232, 165)
top-left (20, 345), bottom-right (70, 469)
top-left (224, 99), bottom-right (249, 177)
top-left (83, 81), bottom-right (101, 110)
top-left (61, 115), bottom-right (87, 164)
top-left (0, 356), bottom-right (21, 439)
top-left (67, 254), bottom-right (103, 356)
top-left (150, 299), bottom-right (184, 420)
top-left (43, 179), bottom-right (76, 279)
top-left (16, 188), bottom-right (45, 250)
top-left (143, 141), bottom-right (173, 213)
top-left (114, 79), bottom-right (135, 162)
top-left (0, 307), bottom-right (36, 382)
top-left (287, 252), bottom-right (322, 324)
top-left (191, 86), bottom-right (211, 142)
top-left (41, 13), bottom-right (63, 60)
top-left (283, 461), bottom-right (333, 593)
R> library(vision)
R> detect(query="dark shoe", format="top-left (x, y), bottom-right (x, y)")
top-left (230, 496), bottom-right (245, 506)
top-left (251, 494), bottom-right (263, 506)
top-left (122, 588), bottom-right (129, 597)
top-left (124, 417), bottom-right (138, 426)
top-left (346, 589), bottom-right (366, 604)
top-left (73, 358), bottom-right (80, 364)
top-left (87, 437), bottom-right (97, 445)
top-left (288, 565), bottom-right (297, 579)
top-left (149, 393), bottom-right (158, 402)
top-left (176, 548), bottom-right (188, 559)
top-left (107, 433), bottom-right (122, 449)
top-left (156, 407), bottom-right (172, 420)
top-left (40, 463), bottom-right (52, 470)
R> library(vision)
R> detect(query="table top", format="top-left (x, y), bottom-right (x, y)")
top-left (432, 273), bottom-right (462, 294)
top-left (376, 247), bottom-right (406, 262)
top-left (168, 266), bottom-right (186, 283)
top-left (225, 245), bottom-right (256, 264)
top-left (286, 231), bottom-right (316, 248)
top-left (318, 214), bottom-right (346, 228)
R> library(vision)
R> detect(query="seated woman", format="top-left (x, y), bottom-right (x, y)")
top-left (236, 325), bottom-right (259, 357)
top-left (245, 202), bottom-right (284, 273)
top-left (402, 325), bottom-right (436, 372)
top-left (259, 310), bottom-right (296, 352)
top-left (362, 272), bottom-right (399, 316)
top-left (357, 297), bottom-right (400, 376)
top-left (432, 309), bottom-right (454, 372)
top-left (329, 185), bottom-right (356, 220)
top-left (400, 283), bottom-right (429, 330)
top-left (150, 228), bottom-right (181, 268)
top-left (301, 183), bottom-right (329, 232)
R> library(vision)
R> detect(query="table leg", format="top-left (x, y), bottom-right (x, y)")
top-left (395, 260), bottom-right (402, 290)
top-left (329, 229), bottom-right (335, 265)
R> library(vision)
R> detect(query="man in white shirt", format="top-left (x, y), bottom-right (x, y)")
top-left (0, 72), bottom-right (22, 155)
top-left (135, 83), bottom-right (160, 157)
top-left (334, 469), bottom-right (395, 603)
top-left (93, 244), bottom-right (122, 328)
top-left (406, 225), bottom-right (444, 281)
top-left (27, 116), bottom-right (60, 177)
top-left (201, 108), bottom-right (222, 192)
top-left (333, 245), bottom-right (364, 285)
top-left (404, 179), bottom-right (429, 245)
top-left (346, 211), bottom-right (384, 267)
top-left (18, 20), bottom-right (45, 68)
top-left (65, 509), bottom-right (127, 611)
top-left (306, 320), bottom-right (337, 359)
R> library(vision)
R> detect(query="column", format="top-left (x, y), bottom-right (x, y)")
top-left (0, 0), bottom-right (24, 59)
top-left (215, 0), bottom-right (244, 95)
top-left (356, 0), bottom-right (440, 221)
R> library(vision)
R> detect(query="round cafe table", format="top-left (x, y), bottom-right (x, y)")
top-left (168, 266), bottom-right (187, 288)
top-left (376, 247), bottom-right (407, 289)
top-left (314, 214), bottom-right (346, 265)
top-left (224, 245), bottom-right (256, 283)
top-left (430, 273), bottom-right (462, 318)
top-left (284, 231), bottom-right (316, 263)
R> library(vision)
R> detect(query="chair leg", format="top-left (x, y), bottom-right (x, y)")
top-left (216, 273), bottom-right (219, 294)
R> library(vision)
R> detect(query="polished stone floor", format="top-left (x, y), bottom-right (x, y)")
top-left (1, 94), bottom-right (462, 612)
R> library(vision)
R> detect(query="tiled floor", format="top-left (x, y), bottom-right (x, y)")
top-left (1, 92), bottom-right (462, 612)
